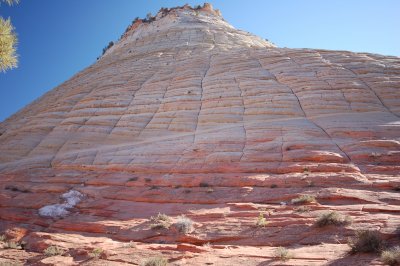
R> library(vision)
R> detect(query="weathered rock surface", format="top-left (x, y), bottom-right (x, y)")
top-left (0, 3), bottom-right (399, 265)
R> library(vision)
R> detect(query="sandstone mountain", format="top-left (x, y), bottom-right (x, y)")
top-left (0, 3), bottom-right (399, 265)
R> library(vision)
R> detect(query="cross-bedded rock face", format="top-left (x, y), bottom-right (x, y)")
top-left (0, 4), bottom-right (399, 265)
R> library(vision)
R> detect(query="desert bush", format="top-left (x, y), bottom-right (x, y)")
top-left (44, 245), bottom-right (64, 257)
top-left (256, 213), bottom-right (268, 227)
top-left (175, 215), bottom-right (194, 234)
top-left (150, 213), bottom-right (172, 230)
top-left (274, 247), bottom-right (293, 261)
top-left (206, 188), bottom-right (214, 193)
top-left (123, 241), bottom-right (136, 248)
top-left (316, 211), bottom-right (352, 227)
top-left (381, 246), bottom-right (400, 266)
top-left (142, 256), bottom-right (167, 266)
top-left (199, 182), bottom-right (209, 187)
top-left (142, 13), bottom-right (155, 23)
top-left (291, 195), bottom-right (316, 205)
top-left (5, 185), bottom-right (30, 193)
top-left (295, 206), bottom-right (311, 213)
top-left (103, 41), bottom-right (114, 54)
top-left (89, 248), bottom-right (103, 259)
top-left (3, 241), bottom-right (22, 249)
top-left (348, 230), bottom-right (383, 254)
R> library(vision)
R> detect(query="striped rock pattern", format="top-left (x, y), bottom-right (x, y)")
top-left (0, 4), bottom-right (399, 265)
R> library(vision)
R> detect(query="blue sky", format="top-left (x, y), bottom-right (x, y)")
top-left (0, 0), bottom-right (399, 122)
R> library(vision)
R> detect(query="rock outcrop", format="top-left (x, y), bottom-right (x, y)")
top-left (0, 3), bottom-right (399, 265)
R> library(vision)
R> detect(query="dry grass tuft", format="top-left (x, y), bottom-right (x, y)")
top-left (316, 211), bottom-right (352, 227)
top-left (381, 246), bottom-right (400, 266)
top-left (291, 194), bottom-right (316, 205)
top-left (349, 230), bottom-right (384, 254)
top-left (274, 247), bottom-right (293, 261)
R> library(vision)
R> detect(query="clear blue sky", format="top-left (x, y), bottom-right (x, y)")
top-left (1, 0), bottom-right (399, 122)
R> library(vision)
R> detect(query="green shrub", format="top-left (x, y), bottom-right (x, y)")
top-left (291, 195), bottom-right (316, 205)
top-left (349, 230), bottom-right (383, 254)
top-left (316, 211), bottom-right (352, 227)
top-left (101, 41), bottom-right (114, 55)
top-left (89, 248), bottom-right (103, 259)
top-left (381, 246), bottom-right (400, 266)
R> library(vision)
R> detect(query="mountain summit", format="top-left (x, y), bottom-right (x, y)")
top-left (0, 3), bottom-right (399, 265)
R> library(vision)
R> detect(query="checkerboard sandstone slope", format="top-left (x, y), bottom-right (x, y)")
top-left (0, 3), bottom-right (399, 265)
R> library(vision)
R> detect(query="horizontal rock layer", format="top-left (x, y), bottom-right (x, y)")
top-left (0, 4), bottom-right (399, 266)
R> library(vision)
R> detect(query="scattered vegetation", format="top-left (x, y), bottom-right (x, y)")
top-left (145, 178), bottom-right (152, 183)
top-left (199, 182), bottom-right (209, 187)
top-left (102, 41), bottom-right (114, 55)
top-left (381, 246), bottom-right (400, 266)
top-left (291, 195), bottom-right (316, 205)
top-left (316, 211), bottom-right (352, 227)
top-left (128, 177), bottom-right (138, 182)
top-left (348, 230), bottom-right (384, 254)
top-left (142, 256), bottom-right (168, 266)
top-left (5, 185), bottom-right (30, 193)
top-left (370, 152), bottom-right (382, 158)
top-left (294, 206), bottom-right (311, 213)
top-left (89, 248), bottom-right (103, 259)
top-left (256, 213), bottom-right (268, 227)
top-left (44, 245), bottom-right (64, 257)
top-left (306, 180), bottom-right (315, 187)
top-left (202, 242), bottom-right (211, 249)
top-left (142, 12), bottom-right (156, 23)
top-left (123, 241), bottom-right (136, 248)
top-left (274, 247), bottom-right (293, 261)
top-left (174, 215), bottom-right (194, 234)
top-left (150, 213), bottom-right (172, 230)
top-left (270, 184), bottom-right (278, 188)
top-left (3, 240), bottom-right (22, 249)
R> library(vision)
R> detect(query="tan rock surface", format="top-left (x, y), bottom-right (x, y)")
top-left (0, 3), bottom-right (399, 265)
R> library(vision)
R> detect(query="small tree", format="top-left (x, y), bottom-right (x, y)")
top-left (146, 13), bottom-right (152, 21)
top-left (0, 0), bottom-right (19, 72)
